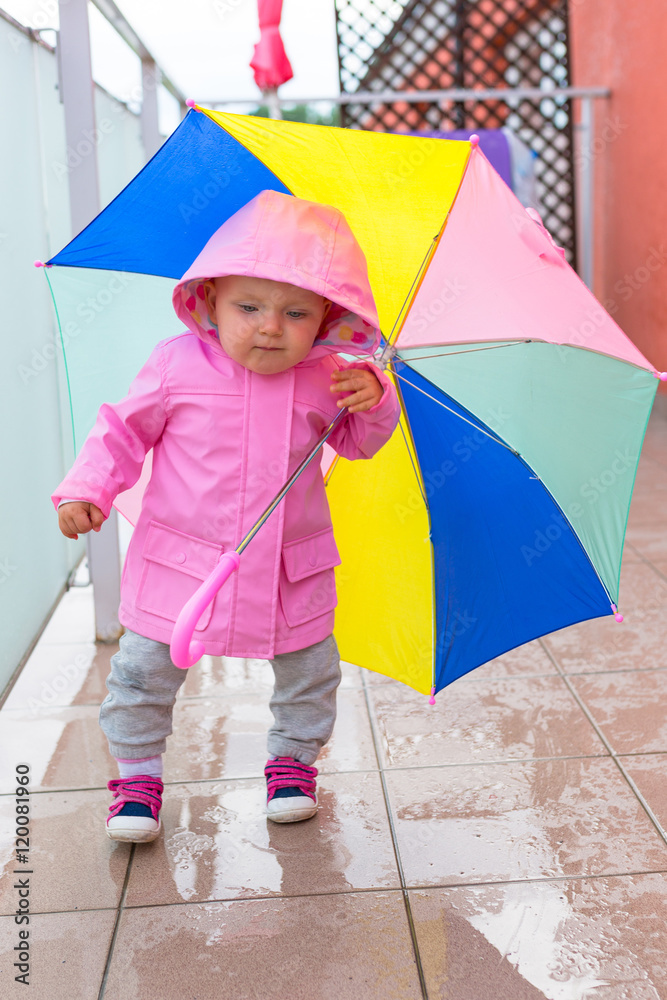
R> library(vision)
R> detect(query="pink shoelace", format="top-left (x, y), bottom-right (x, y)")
top-left (264, 757), bottom-right (318, 803)
top-left (107, 776), bottom-right (164, 822)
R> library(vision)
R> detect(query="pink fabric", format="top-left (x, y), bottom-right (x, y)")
top-left (173, 191), bottom-right (380, 357)
top-left (115, 449), bottom-right (152, 527)
top-left (397, 149), bottom-right (654, 372)
top-left (52, 193), bottom-right (400, 659)
top-left (107, 776), bottom-right (163, 822)
top-left (250, 0), bottom-right (293, 91)
top-left (265, 757), bottom-right (317, 803)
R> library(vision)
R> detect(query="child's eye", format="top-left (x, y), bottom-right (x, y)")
top-left (287, 311), bottom-right (306, 319)
top-left (239, 304), bottom-right (258, 313)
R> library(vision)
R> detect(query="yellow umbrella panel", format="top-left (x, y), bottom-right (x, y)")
top-left (325, 382), bottom-right (435, 695)
top-left (204, 110), bottom-right (471, 338)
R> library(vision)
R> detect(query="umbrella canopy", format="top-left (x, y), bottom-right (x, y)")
top-left (43, 106), bottom-right (664, 697)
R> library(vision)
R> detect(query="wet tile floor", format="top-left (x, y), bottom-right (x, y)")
top-left (1, 407), bottom-right (666, 999)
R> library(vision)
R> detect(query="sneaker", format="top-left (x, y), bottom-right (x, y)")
top-left (106, 776), bottom-right (163, 843)
top-left (264, 757), bottom-right (318, 823)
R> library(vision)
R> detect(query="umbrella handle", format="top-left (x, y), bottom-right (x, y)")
top-left (170, 551), bottom-right (241, 669)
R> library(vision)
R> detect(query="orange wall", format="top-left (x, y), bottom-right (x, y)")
top-left (570, 0), bottom-right (667, 385)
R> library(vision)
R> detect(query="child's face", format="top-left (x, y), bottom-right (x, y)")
top-left (203, 275), bottom-right (331, 374)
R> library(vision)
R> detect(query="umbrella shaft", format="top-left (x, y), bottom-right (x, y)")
top-left (235, 407), bottom-right (347, 555)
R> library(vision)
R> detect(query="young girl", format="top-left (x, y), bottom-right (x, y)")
top-left (52, 190), bottom-right (400, 843)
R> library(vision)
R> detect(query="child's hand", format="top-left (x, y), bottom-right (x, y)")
top-left (330, 366), bottom-right (383, 413)
top-left (58, 502), bottom-right (105, 540)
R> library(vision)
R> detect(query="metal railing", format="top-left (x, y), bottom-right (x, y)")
top-left (205, 85), bottom-right (609, 106)
top-left (89, 0), bottom-right (187, 158)
top-left (206, 85), bottom-right (610, 291)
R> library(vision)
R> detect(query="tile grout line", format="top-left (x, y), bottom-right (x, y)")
top-left (9, 656), bottom-right (667, 716)
top-left (17, 744), bottom-right (667, 800)
top-left (538, 639), bottom-right (667, 848)
top-left (97, 843), bottom-right (136, 1000)
top-left (0, 751), bottom-right (630, 797)
top-left (623, 543), bottom-right (667, 584)
top-left (7, 657), bottom-right (667, 715)
top-left (7, 865), bottom-right (667, 923)
top-left (360, 672), bottom-right (430, 1000)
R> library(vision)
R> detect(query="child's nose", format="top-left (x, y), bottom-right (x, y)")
top-left (260, 312), bottom-right (282, 336)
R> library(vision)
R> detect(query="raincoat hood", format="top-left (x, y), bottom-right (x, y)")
top-left (173, 190), bottom-right (380, 362)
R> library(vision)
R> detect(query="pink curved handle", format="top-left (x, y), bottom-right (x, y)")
top-left (170, 551), bottom-right (241, 668)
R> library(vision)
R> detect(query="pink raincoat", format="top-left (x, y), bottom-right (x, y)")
top-left (52, 192), bottom-right (400, 658)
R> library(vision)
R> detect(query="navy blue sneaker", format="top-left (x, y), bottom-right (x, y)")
top-left (106, 776), bottom-right (163, 842)
top-left (264, 757), bottom-right (318, 823)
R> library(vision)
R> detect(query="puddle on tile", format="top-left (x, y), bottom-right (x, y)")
top-left (124, 772), bottom-right (399, 906)
top-left (105, 891), bottom-right (419, 1000)
top-left (386, 758), bottom-right (667, 886)
top-left (411, 873), bottom-right (667, 1000)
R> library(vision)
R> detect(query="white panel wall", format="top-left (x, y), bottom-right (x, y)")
top-left (0, 13), bottom-right (145, 693)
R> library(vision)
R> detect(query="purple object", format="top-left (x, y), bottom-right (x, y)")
top-left (421, 129), bottom-right (513, 189)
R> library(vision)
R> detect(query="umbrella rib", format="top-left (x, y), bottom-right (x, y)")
top-left (397, 417), bottom-right (428, 506)
top-left (397, 340), bottom-right (530, 361)
top-left (44, 268), bottom-right (77, 454)
top-left (392, 370), bottom-right (519, 455)
top-left (384, 234), bottom-right (440, 350)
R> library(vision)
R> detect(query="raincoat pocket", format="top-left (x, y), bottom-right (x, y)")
top-left (136, 521), bottom-right (224, 631)
top-left (279, 527), bottom-right (342, 627)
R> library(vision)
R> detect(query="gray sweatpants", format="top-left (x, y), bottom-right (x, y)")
top-left (99, 629), bottom-right (341, 766)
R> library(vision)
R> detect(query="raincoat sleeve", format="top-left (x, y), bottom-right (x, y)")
top-left (51, 346), bottom-right (169, 519)
top-left (327, 360), bottom-right (400, 460)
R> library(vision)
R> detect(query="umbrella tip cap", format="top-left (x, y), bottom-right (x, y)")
top-left (428, 687), bottom-right (436, 705)
top-left (611, 603), bottom-right (624, 622)
top-left (654, 370), bottom-right (667, 381)
top-left (186, 99), bottom-right (197, 109)
top-left (469, 133), bottom-right (480, 146)
top-left (34, 260), bottom-right (51, 268)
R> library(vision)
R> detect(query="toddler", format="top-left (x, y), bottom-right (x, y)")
top-left (53, 190), bottom-right (399, 842)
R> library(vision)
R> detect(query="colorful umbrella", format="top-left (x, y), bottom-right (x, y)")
top-left (41, 107), bottom-right (666, 699)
